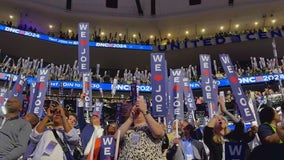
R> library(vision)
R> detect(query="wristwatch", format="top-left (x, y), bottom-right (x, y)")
top-left (143, 110), bottom-right (150, 116)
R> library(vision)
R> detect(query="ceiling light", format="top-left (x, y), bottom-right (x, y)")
top-left (150, 35), bottom-right (154, 39)
top-left (68, 29), bottom-right (72, 33)
top-left (185, 31), bottom-right (189, 35)
top-left (254, 22), bottom-right (258, 26)
top-left (271, 19), bottom-right (276, 24)
top-left (235, 24), bottom-right (239, 28)
top-left (49, 25), bottom-right (53, 29)
top-left (133, 34), bottom-right (136, 38)
top-left (118, 33), bottom-right (122, 37)
top-left (9, 15), bottom-right (13, 19)
top-left (101, 32), bottom-right (105, 35)
top-left (167, 33), bottom-right (171, 37)
top-left (220, 26), bottom-right (224, 30)
top-left (201, 28), bottom-right (206, 33)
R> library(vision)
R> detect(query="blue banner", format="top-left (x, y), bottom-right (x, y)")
top-left (99, 136), bottom-right (115, 160)
top-left (187, 110), bottom-right (195, 125)
top-left (166, 117), bottom-right (173, 134)
top-left (115, 103), bottom-right (122, 126)
top-left (0, 24), bottom-right (152, 51)
top-left (150, 53), bottom-right (168, 117)
top-left (82, 72), bottom-right (92, 108)
top-left (93, 99), bottom-right (103, 120)
top-left (8, 74), bottom-right (27, 99)
top-left (78, 22), bottom-right (90, 73)
top-left (219, 54), bottom-right (255, 122)
top-left (0, 88), bottom-right (8, 115)
top-left (167, 75), bottom-right (174, 133)
top-left (27, 82), bottom-right (36, 113)
top-left (29, 69), bottom-right (49, 118)
top-left (182, 77), bottom-right (196, 111)
top-left (199, 54), bottom-right (219, 117)
top-left (199, 54), bottom-right (214, 102)
top-left (170, 69), bottom-right (184, 120)
top-left (225, 142), bottom-right (245, 160)
top-left (211, 79), bottom-right (219, 115)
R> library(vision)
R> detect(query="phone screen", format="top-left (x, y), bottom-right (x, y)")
top-left (130, 83), bottom-right (137, 105)
top-left (51, 100), bottom-right (59, 107)
top-left (219, 91), bottom-right (225, 101)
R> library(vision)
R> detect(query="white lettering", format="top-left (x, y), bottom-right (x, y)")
top-left (229, 144), bottom-right (242, 155)
top-left (152, 55), bottom-right (163, 62)
top-left (79, 23), bottom-right (88, 30)
top-left (154, 64), bottom-right (161, 71)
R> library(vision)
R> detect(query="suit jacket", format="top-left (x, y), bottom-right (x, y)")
top-left (167, 138), bottom-right (208, 160)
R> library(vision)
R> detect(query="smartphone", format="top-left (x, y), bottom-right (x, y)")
top-left (219, 91), bottom-right (225, 101)
top-left (51, 100), bottom-right (60, 107)
top-left (130, 83), bottom-right (137, 105)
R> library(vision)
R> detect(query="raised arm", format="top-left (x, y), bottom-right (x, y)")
top-left (77, 93), bottom-right (87, 131)
top-left (58, 106), bottom-right (72, 133)
top-left (218, 96), bottom-right (240, 123)
top-left (35, 106), bottom-right (53, 133)
top-left (114, 108), bottom-right (134, 139)
top-left (136, 96), bottom-right (164, 138)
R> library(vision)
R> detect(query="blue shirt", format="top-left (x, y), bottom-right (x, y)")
top-left (182, 138), bottom-right (194, 160)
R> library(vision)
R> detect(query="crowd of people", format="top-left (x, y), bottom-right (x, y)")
top-left (1, 89), bottom-right (284, 159)
top-left (1, 19), bottom-right (284, 46)
top-left (1, 20), bottom-right (284, 159)
top-left (0, 55), bottom-right (284, 86)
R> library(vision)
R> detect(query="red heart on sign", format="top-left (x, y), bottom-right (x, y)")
top-left (80, 40), bottom-right (87, 46)
top-left (85, 82), bottom-right (90, 88)
top-left (230, 76), bottom-right (238, 84)
top-left (38, 83), bottom-right (45, 89)
top-left (203, 69), bottom-right (210, 76)
top-left (184, 87), bottom-right (190, 92)
top-left (16, 85), bottom-right (21, 91)
top-left (173, 85), bottom-right (181, 90)
top-left (154, 74), bottom-right (163, 82)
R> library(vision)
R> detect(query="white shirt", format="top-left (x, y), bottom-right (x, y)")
top-left (31, 130), bottom-right (65, 160)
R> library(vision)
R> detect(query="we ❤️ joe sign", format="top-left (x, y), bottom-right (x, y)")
top-left (150, 53), bottom-right (168, 117)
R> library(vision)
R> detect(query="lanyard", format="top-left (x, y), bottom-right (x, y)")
top-left (0, 117), bottom-right (6, 129)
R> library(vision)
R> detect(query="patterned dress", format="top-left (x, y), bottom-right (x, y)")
top-left (119, 125), bottom-right (163, 160)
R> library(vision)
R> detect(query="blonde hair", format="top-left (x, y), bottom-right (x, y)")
top-left (213, 126), bottom-right (231, 143)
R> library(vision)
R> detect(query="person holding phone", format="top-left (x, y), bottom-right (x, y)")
top-left (114, 95), bottom-right (165, 160)
top-left (28, 102), bottom-right (80, 160)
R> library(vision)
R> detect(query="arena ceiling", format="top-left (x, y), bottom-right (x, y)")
top-left (0, 0), bottom-right (284, 71)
